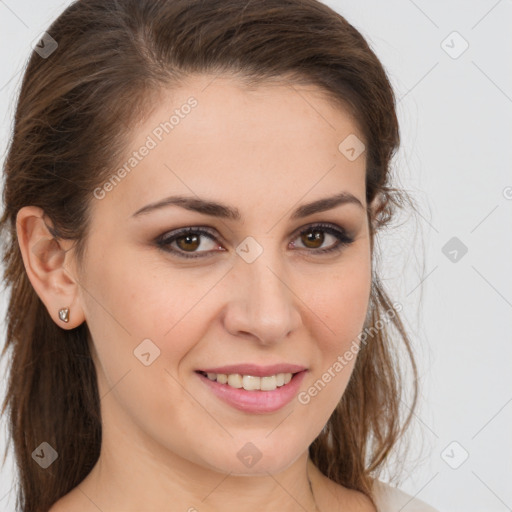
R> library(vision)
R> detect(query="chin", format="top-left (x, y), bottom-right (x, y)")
top-left (201, 441), bottom-right (304, 477)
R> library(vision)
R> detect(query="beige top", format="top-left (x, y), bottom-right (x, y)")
top-left (372, 480), bottom-right (440, 512)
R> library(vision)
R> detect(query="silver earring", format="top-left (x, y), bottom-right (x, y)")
top-left (58, 307), bottom-right (70, 323)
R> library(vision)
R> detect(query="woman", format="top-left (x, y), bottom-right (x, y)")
top-left (0, 0), bottom-right (439, 511)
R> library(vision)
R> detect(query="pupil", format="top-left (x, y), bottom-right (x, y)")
top-left (178, 234), bottom-right (199, 251)
top-left (303, 230), bottom-right (323, 248)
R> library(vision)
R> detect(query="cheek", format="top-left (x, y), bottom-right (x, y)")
top-left (86, 244), bottom-right (206, 338)
top-left (300, 253), bottom-right (371, 403)
top-left (81, 249), bottom-right (209, 430)
top-left (309, 253), bottom-right (372, 342)
top-left (298, 292), bottom-right (369, 416)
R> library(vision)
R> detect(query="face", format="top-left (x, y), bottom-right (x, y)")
top-left (76, 74), bottom-right (373, 476)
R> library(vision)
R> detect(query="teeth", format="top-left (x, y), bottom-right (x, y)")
top-left (203, 372), bottom-right (294, 391)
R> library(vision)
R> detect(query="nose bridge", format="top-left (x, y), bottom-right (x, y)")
top-left (227, 242), bottom-right (300, 343)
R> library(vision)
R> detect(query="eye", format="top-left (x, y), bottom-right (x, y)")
top-left (155, 223), bottom-right (354, 259)
top-left (155, 227), bottom-right (222, 259)
top-left (291, 223), bottom-right (354, 254)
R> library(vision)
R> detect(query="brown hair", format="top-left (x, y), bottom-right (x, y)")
top-left (0, 1), bottom-right (419, 510)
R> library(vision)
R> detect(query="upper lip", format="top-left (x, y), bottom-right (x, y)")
top-left (196, 363), bottom-right (307, 377)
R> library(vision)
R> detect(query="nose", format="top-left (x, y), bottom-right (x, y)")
top-left (222, 247), bottom-right (302, 345)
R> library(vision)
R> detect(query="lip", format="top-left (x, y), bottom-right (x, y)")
top-left (196, 369), bottom-right (308, 413)
top-left (196, 363), bottom-right (307, 377)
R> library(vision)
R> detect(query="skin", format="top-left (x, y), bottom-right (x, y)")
top-left (17, 74), bottom-right (378, 512)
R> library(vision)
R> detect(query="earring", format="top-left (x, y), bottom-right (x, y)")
top-left (58, 307), bottom-right (70, 323)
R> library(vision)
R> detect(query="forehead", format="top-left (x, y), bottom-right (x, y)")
top-left (93, 74), bottom-right (367, 222)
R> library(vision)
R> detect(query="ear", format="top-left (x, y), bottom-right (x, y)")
top-left (368, 194), bottom-right (380, 231)
top-left (16, 206), bottom-right (86, 329)
top-left (368, 191), bottom-right (387, 231)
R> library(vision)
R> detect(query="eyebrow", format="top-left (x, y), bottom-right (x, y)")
top-left (131, 192), bottom-right (365, 221)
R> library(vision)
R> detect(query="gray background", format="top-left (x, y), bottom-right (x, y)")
top-left (1, 1), bottom-right (511, 511)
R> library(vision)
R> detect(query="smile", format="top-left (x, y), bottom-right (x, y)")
top-left (197, 371), bottom-right (294, 391)
top-left (195, 370), bottom-right (308, 413)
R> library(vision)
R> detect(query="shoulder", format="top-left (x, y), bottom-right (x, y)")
top-left (311, 464), bottom-right (377, 511)
top-left (47, 487), bottom-right (95, 512)
top-left (47, 499), bottom-right (66, 512)
top-left (371, 479), bottom-right (440, 512)
top-left (47, 495), bottom-right (74, 512)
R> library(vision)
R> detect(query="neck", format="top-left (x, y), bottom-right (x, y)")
top-left (308, 462), bottom-right (321, 512)
top-left (77, 419), bottom-right (322, 512)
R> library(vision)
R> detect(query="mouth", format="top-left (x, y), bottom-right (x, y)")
top-left (195, 369), bottom-right (303, 391)
top-left (194, 369), bottom-right (308, 413)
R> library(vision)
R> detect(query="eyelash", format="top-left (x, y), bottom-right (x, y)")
top-left (155, 222), bottom-right (354, 260)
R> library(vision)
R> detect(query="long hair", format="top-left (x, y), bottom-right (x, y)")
top-left (0, 1), bottom-right (419, 510)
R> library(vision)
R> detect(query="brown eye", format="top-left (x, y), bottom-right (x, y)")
top-left (292, 223), bottom-right (354, 254)
top-left (300, 229), bottom-right (325, 249)
top-left (175, 233), bottom-right (201, 252)
top-left (156, 227), bottom-right (222, 259)
top-left (156, 223), bottom-right (354, 260)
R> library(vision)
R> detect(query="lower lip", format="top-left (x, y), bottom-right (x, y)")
top-left (196, 370), bottom-right (307, 413)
